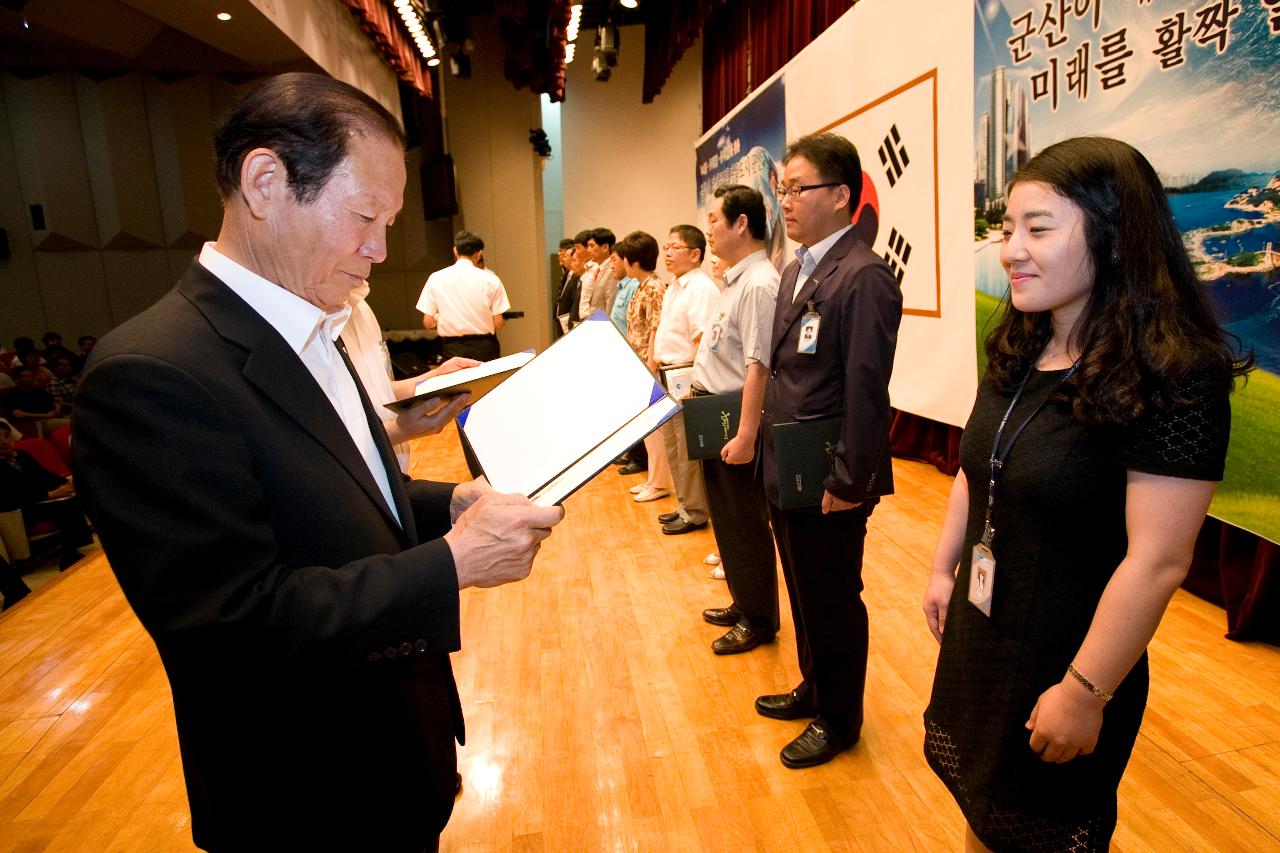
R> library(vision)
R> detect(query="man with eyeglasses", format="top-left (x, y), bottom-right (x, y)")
top-left (650, 225), bottom-right (719, 535)
top-left (754, 132), bottom-right (902, 769)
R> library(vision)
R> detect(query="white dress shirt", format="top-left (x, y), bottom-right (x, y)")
top-left (200, 243), bottom-right (401, 524)
top-left (343, 284), bottom-right (410, 473)
top-left (416, 258), bottom-right (511, 336)
top-left (653, 266), bottom-right (719, 366)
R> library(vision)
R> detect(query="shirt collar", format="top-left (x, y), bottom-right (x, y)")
top-left (795, 224), bottom-right (854, 274)
top-left (200, 243), bottom-right (351, 355)
top-left (723, 249), bottom-right (769, 288)
top-left (453, 257), bottom-right (476, 270)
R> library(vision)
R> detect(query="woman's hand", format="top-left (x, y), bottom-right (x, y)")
top-left (922, 571), bottom-right (955, 643)
top-left (1025, 680), bottom-right (1105, 763)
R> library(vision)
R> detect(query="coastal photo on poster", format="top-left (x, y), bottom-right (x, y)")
top-left (973, 0), bottom-right (1280, 544)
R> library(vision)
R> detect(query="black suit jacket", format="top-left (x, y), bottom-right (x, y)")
top-left (73, 261), bottom-right (465, 850)
top-left (762, 228), bottom-right (902, 507)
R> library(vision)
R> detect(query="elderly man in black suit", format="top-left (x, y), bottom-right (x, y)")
top-left (72, 73), bottom-right (564, 852)
top-left (755, 133), bottom-right (902, 768)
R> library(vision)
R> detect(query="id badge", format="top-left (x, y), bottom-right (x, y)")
top-left (968, 543), bottom-right (995, 617)
top-left (797, 312), bottom-right (820, 355)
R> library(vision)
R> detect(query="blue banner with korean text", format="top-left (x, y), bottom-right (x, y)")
top-left (695, 76), bottom-right (788, 271)
top-left (974, 0), bottom-right (1280, 543)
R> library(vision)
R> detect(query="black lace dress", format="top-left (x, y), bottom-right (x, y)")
top-left (923, 367), bottom-right (1230, 852)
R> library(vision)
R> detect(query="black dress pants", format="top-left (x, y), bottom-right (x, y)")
top-left (767, 500), bottom-right (871, 739)
top-left (702, 457), bottom-right (777, 633)
top-left (441, 334), bottom-right (499, 363)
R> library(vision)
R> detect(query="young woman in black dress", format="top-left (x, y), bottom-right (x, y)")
top-left (921, 137), bottom-right (1253, 851)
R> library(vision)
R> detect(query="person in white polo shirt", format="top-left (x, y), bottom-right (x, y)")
top-left (650, 224), bottom-right (719, 535)
top-left (417, 229), bottom-right (510, 362)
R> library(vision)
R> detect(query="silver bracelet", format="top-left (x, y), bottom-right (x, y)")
top-left (1067, 664), bottom-right (1113, 703)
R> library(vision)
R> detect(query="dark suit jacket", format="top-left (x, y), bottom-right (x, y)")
top-left (762, 227), bottom-right (902, 507)
top-left (556, 272), bottom-right (582, 327)
top-left (73, 261), bottom-right (465, 851)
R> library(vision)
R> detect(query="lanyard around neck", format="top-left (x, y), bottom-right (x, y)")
top-left (979, 361), bottom-right (1080, 547)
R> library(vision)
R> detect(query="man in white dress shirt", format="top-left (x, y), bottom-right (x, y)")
top-left (651, 224), bottom-right (719, 534)
top-left (71, 72), bottom-right (562, 851)
top-left (417, 229), bottom-right (511, 362)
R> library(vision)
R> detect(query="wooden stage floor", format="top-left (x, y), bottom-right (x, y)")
top-left (2, 429), bottom-right (1278, 851)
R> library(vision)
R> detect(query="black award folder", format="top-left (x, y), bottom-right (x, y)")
top-left (682, 392), bottom-right (742, 460)
top-left (771, 416), bottom-right (843, 510)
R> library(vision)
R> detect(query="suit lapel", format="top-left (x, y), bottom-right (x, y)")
top-left (177, 262), bottom-right (405, 539)
top-left (771, 229), bottom-right (860, 359)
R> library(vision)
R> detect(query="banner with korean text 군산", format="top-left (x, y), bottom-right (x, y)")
top-left (974, 0), bottom-right (1280, 543)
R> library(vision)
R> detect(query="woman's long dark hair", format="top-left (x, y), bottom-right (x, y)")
top-left (985, 136), bottom-right (1253, 425)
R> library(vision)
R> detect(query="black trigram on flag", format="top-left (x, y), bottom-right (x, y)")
top-left (878, 124), bottom-right (909, 187)
top-left (883, 227), bottom-right (911, 284)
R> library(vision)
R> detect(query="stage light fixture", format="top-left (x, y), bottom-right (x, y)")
top-left (592, 25), bottom-right (618, 81)
top-left (216, 12), bottom-right (231, 21)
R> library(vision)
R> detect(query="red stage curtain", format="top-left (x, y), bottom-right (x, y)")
top-left (700, 0), bottom-right (855, 130)
top-left (341, 0), bottom-right (433, 98)
top-left (642, 0), bottom-right (728, 104)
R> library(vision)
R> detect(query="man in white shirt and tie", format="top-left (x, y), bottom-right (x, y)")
top-left (72, 72), bottom-right (563, 852)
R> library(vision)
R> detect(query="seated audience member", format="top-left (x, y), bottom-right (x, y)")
top-left (615, 231), bottom-right (673, 500)
top-left (47, 355), bottom-right (80, 413)
top-left (10, 337), bottom-right (39, 368)
top-left (7, 367), bottom-right (71, 435)
top-left (41, 332), bottom-right (70, 362)
top-left (0, 417), bottom-right (93, 569)
top-left (19, 350), bottom-right (55, 389)
top-left (74, 335), bottom-right (98, 374)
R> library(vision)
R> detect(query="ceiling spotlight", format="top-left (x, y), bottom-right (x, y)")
top-left (565, 43), bottom-right (576, 64)
top-left (620, 0), bottom-right (638, 8)
top-left (428, 57), bottom-right (441, 67)
top-left (216, 12), bottom-right (232, 21)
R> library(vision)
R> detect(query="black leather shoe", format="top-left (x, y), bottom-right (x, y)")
top-left (612, 453), bottom-right (631, 466)
top-left (618, 462), bottom-right (645, 475)
top-left (657, 510), bottom-right (681, 524)
top-left (662, 518), bottom-right (707, 535)
top-left (712, 622), bottom-right (775, 655)
top-left (755, 688), bottom-right (818, 721)
top-left (702, 605), bottom-right (739, 626)
top-left (780, 719), bottom-right (856, 769)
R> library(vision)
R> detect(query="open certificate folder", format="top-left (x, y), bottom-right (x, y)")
top-left (382, 350), bottom-right (535, 414)
top-left (458, 311), bottom-right (681, 507)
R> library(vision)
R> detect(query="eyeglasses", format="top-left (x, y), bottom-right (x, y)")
top-left (776, 182), bottom-right (840, 200)
top-left (662, 243), bottom-right (693, 252)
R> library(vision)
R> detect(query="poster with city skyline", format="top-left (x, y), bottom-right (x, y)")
top-left (973, 0), bottom-right (1280, 543)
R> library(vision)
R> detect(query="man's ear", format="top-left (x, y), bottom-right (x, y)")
top-left (239, 148), bottom-right (286, 220)
top-left (735, 213), bottom-right (750, 237)
top-left (832, 183), bottom-right (852, 216)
